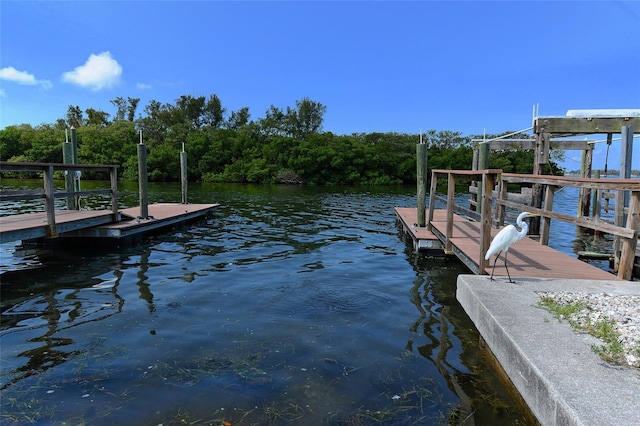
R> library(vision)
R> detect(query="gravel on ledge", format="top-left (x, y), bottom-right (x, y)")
top-left (536, 291), bottom-right (640, 368)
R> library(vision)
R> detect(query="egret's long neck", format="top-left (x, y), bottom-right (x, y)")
top-left (517, 220), bottom-right (528, 238)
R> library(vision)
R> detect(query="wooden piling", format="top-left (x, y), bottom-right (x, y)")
top-left (44, 164), bottom-right (57, 237)
top-left (416, 142), bottom-right (428, 227)
top-left (619, 191), bottom-right (639, 280)
top-left (578, 146), bottom-right (593, 217)
top-left (614, 125), bottom-right (634, 270)
top-left (70, 127), bottom-right (81, 209)
top-left (137, 134), bottom-right (149, 219)
top-left (62, 138), bottom-right (75, 209)
top-left (180, 144), bottom-right (188, 204)
top-left (477, 142), bottom-right (489, 214)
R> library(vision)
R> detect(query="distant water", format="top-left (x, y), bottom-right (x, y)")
top-left (1, 179), bottom-right (611, 425)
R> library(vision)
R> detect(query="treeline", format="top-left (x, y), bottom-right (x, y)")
top-left (0, 95), bottom-right (562, 184)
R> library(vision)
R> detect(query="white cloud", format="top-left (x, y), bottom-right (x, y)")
top-left (0, 66), bottom-right (52, 89)
top-left (137, 82), bottom-right (152, 90)
top-left (61, 51), bottom-right (122, 91)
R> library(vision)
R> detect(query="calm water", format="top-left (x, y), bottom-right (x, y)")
top-left (1, 180), bottom-right (614, 425)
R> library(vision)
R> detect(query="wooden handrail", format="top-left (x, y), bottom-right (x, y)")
top-left (500, 172), bottom-right (639, 280)
top-left (502, 173), bottom-right (640, 190)
top-left (0, 162), bottom-right (120, 237)
top-left (428, 169), bottom-right (639, 280)
top-left (0, 161), bottom-right (118, 172)
top-left (428, 169), bottom-right (501, 275)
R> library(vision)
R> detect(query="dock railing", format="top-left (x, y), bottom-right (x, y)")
top-left (0, 162), bottom-right (119, 238)
top-left (497, 173), bottom-right (640, 280)
top-left (427, 169), bottom-right (502, 276)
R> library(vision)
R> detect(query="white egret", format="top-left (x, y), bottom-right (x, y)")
top-left (485, 212), bottom-right (540, 283)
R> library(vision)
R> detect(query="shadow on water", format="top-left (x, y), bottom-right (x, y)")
top-left (1, 182), bottom-right (537, 425)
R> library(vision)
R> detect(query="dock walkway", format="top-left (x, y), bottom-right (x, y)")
top-left (0, 203), bottom-right (219, 244)
top-left (395, 207), bottom-right (619, 281)
top-left (69, 203), bottom-right (220, 239)
top-left (0, 210), bottom-right (116, 243)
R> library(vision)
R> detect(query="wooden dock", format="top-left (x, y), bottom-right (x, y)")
top-left (67, 203), bottom-right (219, 239)
top-left (396, 207), bottom-right (620, 281)
top-left (0, 209), bottom-right (118, 243)
top-left (0, 203), bottom-right (219, 244)
top-left (1, 162), bottom-right (219, 245)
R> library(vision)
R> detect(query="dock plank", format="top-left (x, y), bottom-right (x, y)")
top-left (70, 203), bottom-right (220, 238)
top-left (395, 207), bottom-right (619, 281)
top-left (394, 207), bottom-right (443, 252)
top-left (0, 210), bottom-right (116, 243)
top-left (0, 203), bottom-right (219, 243)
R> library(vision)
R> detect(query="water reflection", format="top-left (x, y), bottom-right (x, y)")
top-left (1, 183), bottom-right (537, 425)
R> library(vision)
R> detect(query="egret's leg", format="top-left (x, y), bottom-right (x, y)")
top-left (490, 251), bottom-right (501, 281)
top-left (504, 251), bottom-right (514, 283)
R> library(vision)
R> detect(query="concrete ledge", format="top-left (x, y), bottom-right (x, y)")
top-left (456, 275), bottom-right (640, 425)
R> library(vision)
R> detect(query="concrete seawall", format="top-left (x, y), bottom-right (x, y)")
top-left (456, 275), bottom-right (640, 425)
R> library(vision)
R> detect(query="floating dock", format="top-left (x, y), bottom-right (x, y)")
top-left (395, 207), bottom-right (620, 281)
top-left (66, 203), bottom-right (219, 239)
top-left (0, 203), bottom-right (219, 244)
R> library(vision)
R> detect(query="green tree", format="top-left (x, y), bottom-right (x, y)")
top-left (127, 97), bottom-right (140, 121)
top-left (288, 97), bottom-right (326, 139)
top-left (111, 97), bottom-right (127, 121)
top-left (0, 125), bottom-right (25, 161)
top-left (65, 105), bottom-right (85, 128)
top-left (202, 94), bottom-right (226, 128)
top-left (226, 107), bottom-right (251, 130)
top-left (85, 108), bottom-right (110, 127)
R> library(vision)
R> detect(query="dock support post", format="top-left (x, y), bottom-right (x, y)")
top-left (531, 132), bottom-right (550, 235)
top-left (477, 142), bottom-right (490, 214)
top-left (445, 172), bottom-right (455, 254)
top-left (592, 170), bottom-right (601, 222)
top-left (181, 143), bottom-right (188, 204)
top-left (578, 146), bottom-right (593, 217)
top-left (110, 166), bottom-right (119, 221)
top-left (70, 127), bottom-right (80, 209)
top-left (619, 191), bottom-right (639, 280)
top-left (44, 164), bottom-right (58, 237)
top-left (479, 171), bottom-right (495, 274)
top-left (614, 125), bottom-right (634, 271)
top-left (427, 170), bottom-right (437, 230)
top-left (540, 185), bottom-right (555, 246)
top-left (138, 131), bottom-right (149, 219)
top-left (63, 136), bottom-right (75, 209)
top-left (416, 139), bottom-right (428, 227)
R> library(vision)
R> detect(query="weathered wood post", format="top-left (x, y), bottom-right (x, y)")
top-left (477, 142), bottom-right (490, 214)
top-left (180, 143), bottom-right (188, 204)
top-left (592, 170), bottom-right (602, 230)
top-left (540, 184), bottom-right (556, 246)
top-left (62, 129), bottom-right (75, 209)
top-left (445, 172), bottom-right (455, 254)
top-left (619, 190), bottom-right (639, 280)
top-left (479, 170), bottom-right (496, 274)
top-left (578, 145), bottom-right (593, 217)
top-left (416, 132), bottom-right (428, 227)
top-left (109, 165), bottom-right (119, 220)
top-left (70, 126), bottom-right (81, 209)
top-left (44, 164), bottom-right (57, 237)
top-left (137, 130), bottom-right (149, 219)
top-left (427, 170), bottom-right (437, 231)
top-left (614, 125), bottom-right (634, 271)
top-left (470, 143), bottom-right (479, 211)
top-left (531, 131), bottom-right (550, 234)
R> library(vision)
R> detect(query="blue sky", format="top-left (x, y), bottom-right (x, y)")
top-left (1, 1), bottom-right (639, 170)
